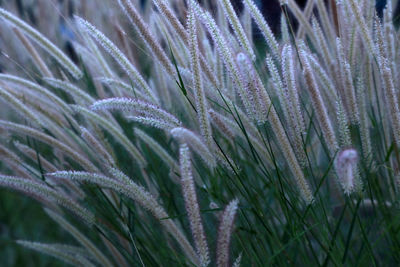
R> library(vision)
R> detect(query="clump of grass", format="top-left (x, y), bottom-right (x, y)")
top-left (0, 0), bottom-right (400, 266)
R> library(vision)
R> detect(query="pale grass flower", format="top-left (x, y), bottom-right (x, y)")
top-left (75, 16), bottom-right (158, 103)
top-left (188, 3), bottom-right (213, 148)
top-left (90, 97), bottom-right (181, 128)
top-left (179, 144), bottom-right (210, 266)
top-left (216, 199), bottom-right (239, 267)
top-left (335, 148), bottom-right (358, 195)
top-left (220, 0), bottom-right (255, 60)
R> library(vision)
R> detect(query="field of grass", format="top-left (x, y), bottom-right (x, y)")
top-left (0, 0), bottom-right (400, 266)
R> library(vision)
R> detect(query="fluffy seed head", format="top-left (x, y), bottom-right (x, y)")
top-left (335, 148), bottom-right (358, 194)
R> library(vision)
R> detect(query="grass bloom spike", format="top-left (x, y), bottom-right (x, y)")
top-left (90, 97), bottom-right (181, 129)
top-left (179, 144), bottom-right (210, 267)
top-left (220, 0), bottom-right (256, 60)
top-left (299, 50), bottom-right (338, 155)
top-left (335, 38), bottom-right (359, 124)
top-left (266, 56), bottom-right (314, 204)
top-left (335, 148), bottom-right (358, 195)
top-left (0, 8), bottom-right (82, 79)
top-left (193, 2), bottom-right (242, 88)
top-left (194, 2), bottom-right (256, 121)
top-left (209, 109), bottom-right (235, 139)
top-left (188, 3), bottom-right (213, 148)
top-left (117, 0), bottom-right (175, 76)
top-left (266, 54), bottom-right (287, 112)
top-left (236, 52), bottom-right (269, 123)
top-left (151, 0), bottom-right (219, 88)
top-left (242, 0), bottom-right (279, 60)
top-left (75, 16), bottom-right (158, 103)
top-left (151, 0), bottom-right (187, 44)
top-left (381, 61), bottom-right (400, 148)
top-left (281, 45), bottom-right (307, 166)
top-left (347, 0), bottom-right (376, 58)
top-left (216, 199), bottom-right (239, 267)
top-left (281, 45), bottom-right (305, 134)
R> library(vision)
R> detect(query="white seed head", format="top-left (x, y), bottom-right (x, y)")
top-left (118, 0), bottom-right (175, 76)
top-left (216, 199), bottom-right (239, 267)
top-left (242, 0), bottom-right (279, 60)
top-left (335, 148), bottom-right (358, 195)
top-left (90, 97), bottom-right (181, 129)
top-left (220, 0), bottom-right (256, 60)
top-left (75, 16), bottom-right (158, 103)
top-left (188, 3), bottom-right (213, 148)
top-left (179, 144), bottom-right (210, 266)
